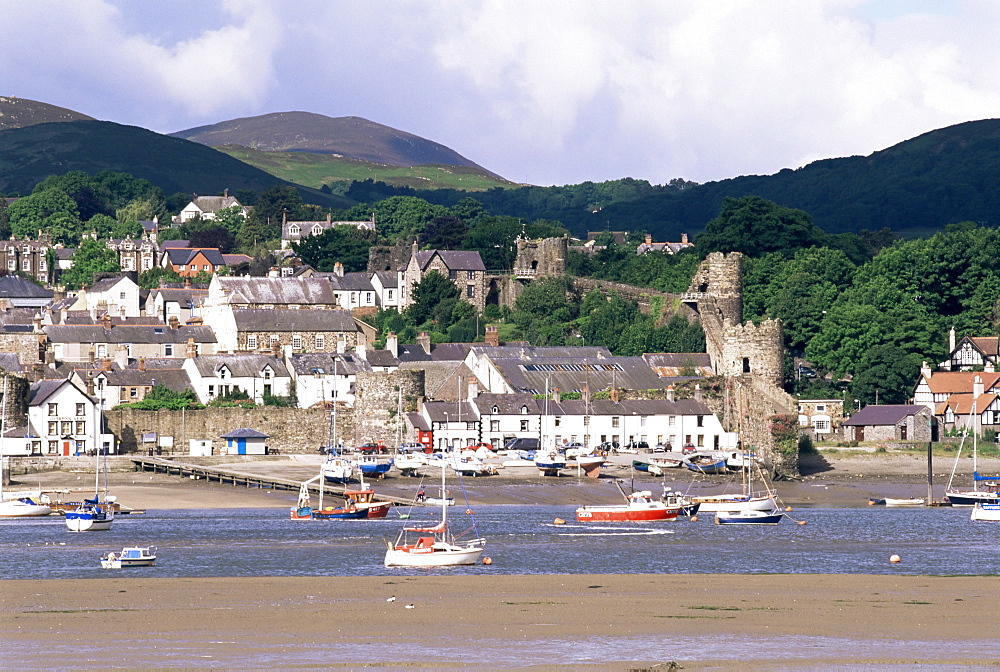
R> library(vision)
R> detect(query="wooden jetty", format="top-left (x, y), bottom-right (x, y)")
top-left (129, 457), bottom-right (417, 506)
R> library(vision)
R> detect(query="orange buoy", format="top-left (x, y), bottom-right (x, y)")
top-left (797, 520), bottom-right (807, 525)
top-left (785, 506), bottom-right (793, 512)
top-left (690, 515), bottom-right (698, 522)
top-left (465, 509), bottom-right (474, 515)
top-left (889, 554), bottom-right (901, 563)
top-left (482, 557), bottom-right (493, 565)
top-left (553, 518), bottom-right (566, 525)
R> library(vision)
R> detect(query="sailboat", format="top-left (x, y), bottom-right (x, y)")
top-left (714, 449), bottom-right (784, 525)
top-left (65, 392), bottom-right (115, 532)
top-left (384, 451), bottom-right (485, 567)
top-left (945, 404), bottom-right (1000, 507)
top-left (0, 379), bottom-right (52, 518)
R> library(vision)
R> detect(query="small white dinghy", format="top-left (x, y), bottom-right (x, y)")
top-left (101, 546), bottom-right (156, 569)
top-left (971, 503), bottom-right (1000, 522)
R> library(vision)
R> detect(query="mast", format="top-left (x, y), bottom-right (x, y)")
top-left (332, 357), bottom-right (338, 452)
top-left (0, 376), bottom-right (6, 499)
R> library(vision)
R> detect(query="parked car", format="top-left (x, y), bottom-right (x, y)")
top-left (356, 442), bottom-right (387, 454)
top-left (796, 365), bottom-right (817, 378)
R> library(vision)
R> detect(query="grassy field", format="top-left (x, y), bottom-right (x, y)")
top-left (216, 145), bottom-right (515, 191)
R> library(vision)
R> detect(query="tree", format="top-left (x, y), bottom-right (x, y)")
top-left (697, 196), bottom-right (826, 257)
top-left (212, 205), bottom-right (248, 237)
top-left (0, 198), bottom-right (10, 240)
top-left (292, 225), bottom-right (377, 272)
top-left (61, 238), bottom-right (121, 289)
top-left (419, 216), bottom-right (468, 250)
top-left (138, 267), bottom-right (183, 290)
top-left (406, 270), bottom-right (461, 325)
top-left (7, 189), bottom-right (81, 242)
top-left (181, 219), bottom-right (236, 252)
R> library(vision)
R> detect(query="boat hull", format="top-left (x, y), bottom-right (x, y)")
top-left (683, 459), bottom-right (729, 474)
top-left (971, 503), bottom-right (1000, 521)
top-left (944, 490), bottom-right (1000, 507)
top-left (0, 500), bottom-right (52, 517)
top-left (65, 507), bottom-right (114, 532)
top-left (311, 507), bottom-right (369, 520)
top-left (576, 504), bottom-right (680, 522)
top-left (692, 495), bottom-right (777, 512)
top-left (715, 509), bottom-right (784, 525)
top-left (384, 544), bottom-right (484, 567)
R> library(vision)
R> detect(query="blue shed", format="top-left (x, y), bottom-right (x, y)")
top-left (220, 428), bottom-right (269, 455)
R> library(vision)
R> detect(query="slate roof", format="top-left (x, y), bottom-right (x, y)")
top-left (406, 412), bottom-right (430, 432)
top-left (287, 352), bottom-right (372, 376)
top-left (842, 405), bottom-right (927, 426)
top-left (214, 277), bottom-right (338, 306)
top-left (421, 401), bottom-right (478, 423)
top-left (642, 353), bottom-right (714, 377)
top-left (365, 350), bottom-right (398, 368)
top-left (0, 352), bottom-right (23, 372)
top-left (373, 271), bottom-right (397, 288)
top-left (0, 275), bottom-right (53, 299)
top-left (232, 308), bottom-right (358, 333)
top-left (88, 276), bottom-right (134, 293)
top-left (326, 272), bottom-right (375, 292)
top-left (45, 324), bottom-right (217, 344)
top-left (164, 248), bottom-right (226, 266)
top-left (27, 379), bottom-right (91, 406)
top-left (220, 427), bottom-right (269, 439)
top-left (190, 354), bottom-right (290, 378)
top-left (414, 250), bottom-right (486, 272)
top-left (97, 368), bottom-right (194, 393)
top-left (472, 347), bottom-right (666, 394)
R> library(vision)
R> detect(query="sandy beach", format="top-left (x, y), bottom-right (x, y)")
top-left (5, 449), bottom-right (1000, 669)
top-left (4, 574), bottom-right (999, 668)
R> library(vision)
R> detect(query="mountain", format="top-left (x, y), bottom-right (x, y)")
top-left (369, 118), bottom-right (1000, 240)
top-left (0, 120), bottom-right (349, 206)
top-left (171, 112), bottom-right (502, 176)
top-left (0, 96), bottom-right (95, 130)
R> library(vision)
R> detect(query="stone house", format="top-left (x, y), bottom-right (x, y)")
top-left (841, 405), bottom-right (934, 442)
top-left (797, 399), bottom-right (843, 436)
top-left (221, 308), bottom-right (373, 354)
top-left (88, 359), bottom-right (194, 406)
top-left (636, 233), bottom-right (694, 255)
top-left (45, 318), bottom-right (217, 363)
top-left (401, 246), bottom-right (487, 313)
top-left (106, 234), bottom-right (158, 273)
top-left (145, 283), bottom-right (209, 323)
top-left (183, 354), bottom-right (291, 404)
top-left (0, 237), bottom-right (55, 284)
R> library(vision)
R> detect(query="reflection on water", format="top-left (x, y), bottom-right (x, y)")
top-left (0, 504), bottom-right (995, 579)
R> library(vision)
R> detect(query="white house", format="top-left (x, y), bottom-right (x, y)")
top-left (370, 271), bottom-right (399, 311)
top-left (22, 379), bottom-right (115, 456)
top-left (183, 354), bottom-right (291, 404)
top-left (177, 191), bottom-right (249, 224)
top-left (73, 276), bottom-right (141, 318)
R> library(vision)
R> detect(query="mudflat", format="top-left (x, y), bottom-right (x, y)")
top-left (4, 574), bottom-right (998, 669)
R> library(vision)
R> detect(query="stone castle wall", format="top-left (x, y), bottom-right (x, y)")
top-left (353, 369), bottom-right (425, 445)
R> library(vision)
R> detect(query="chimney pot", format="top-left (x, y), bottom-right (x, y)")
top-left (417, 331), bottom-right (431, 355)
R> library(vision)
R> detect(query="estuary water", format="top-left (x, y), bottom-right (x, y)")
top-left (0, 504), bottom-right (996, 578)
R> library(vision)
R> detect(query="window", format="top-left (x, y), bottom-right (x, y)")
top-left (315, 335), bottom-right (325, 349)
top-left (554, 417), bottom-right (561, 426)
top-left (292, 335), bottom-right (302, 349)
top-left (520, 405), bottom-right (528, 414)
top-left (467, 270), bottom-right (474, 279)
top-left (22, 259), bottom-right (30, 271)
top-left (449, 270), bottom-right (458, 280)
top-left (467, 285), bottom-right (474, 298)
top-left (247, 335), bottom-right (258, 349)
top-left (269, 336), bottom-right (279, 347)
top-left (48, 403), bottom-right (57, 416)
top-left (7, 260), bottom-right (14, 270)
top-left (120, 292), bottom-right (126, 300)
top-left (75, 403), bottom-right (85, 416)
top-left (75, 421), bottom-right (85, 434)
top-left (208, 385), bottom-right (215, 396)
top-left (164, 343), bottom-right (173, 356)
top-left (612, 416), bottom-right (620, 427)
top-left (48, 440), bottom-right (57, 453)
top-left (492, 405), bottom-right (499, 413)
top-left (61, 421), bottom-right (72, 435)
top-left (387, 290), bottom-right (394, 300)
top-left (816, 404), bottom-right (826, 412)
top-left (312, 224), bottom-right (324, 236)
top-left (288, 224), bottom-right (300, 235)
top-left (263, 368), bottom-right (272, 380)
top-left (466, 422), bottom-right (476, 430)
top-left (696, 415), bottom-right (704, 427)
top-left (491, 420), bottom-right (500, 431)
top-left (39, 259), bottom-right (46, 271)
top-left (366, 292), bottom-right (372, 303)
top-left (130, 387), bottom-right (138, 398)
top-left (48, 421), bottom-right (57, 435)
top-left (142, 258), bottom-right (152, 270)
top-left (178, 264), bottom-right (186, 271)
top-left (203, 265), bottom-right (210, 271)
top-left (520, 419), bottom-right (529, 431)
top-left (813, 419), bottom-right (829, 431)
top-left (668, 415), bottom-right (676, 426)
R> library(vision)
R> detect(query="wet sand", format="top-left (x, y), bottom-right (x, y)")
top-left (4, 574), bottom-right (999, 669)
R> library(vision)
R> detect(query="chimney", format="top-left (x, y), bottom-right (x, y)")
top-left (356, 342), bottom-right (367, 361)
top-left (644, 234), bottom-right (652, 245)
top-left (920, 361), bottom-right (932, 379)
top-left (168, 315), bottom-right (179, 329)
top-left (974, 375), bottom-right (984, 399)
top-left (102, 358), bottom-right (112, 372)
top-left (223, 188), bottom-right (229, 198)
top-left (337, 337), bottom-right (346, 354)
top-left (681, 233), bottom-right (689, 244)
top-left (987, 362), bottom-right (996, 373)
top-left (185, 338), bottom-right (197, 359)
top-left (411, 240), bottom-right (418, 255)
top-left (326, 213), bottom-right (332, 224)
top-left (44, 347), bottom-right (55, 365)
top-left (552, 387), bottom-right (560, 403)
top-left (32, 313), bottom-right (42, 334)
top-left (484, 325), bottom-right (499, 347)
top-left (272, 340), bottom-right (281, 357)
top-left (694, 383), bottom-right (702, 402)
top-left (386, 332), bottom-right (398, 358)
top-left (666, 384), bottom-right (674, 402)
top-left (417, 331), bottom-right (431, 355)
top-left (138, 357), bottom-right (146, 372)
top-left (468, 378), bottom-right (479, 399)
top-left (950, 326), bottom-right (956, 353)
top-left (333, 262), bottom-right (344, 277)
top-left (101, 313), bottom-right (112, 330)
top-left (610, 388), bottom-right (620, 403)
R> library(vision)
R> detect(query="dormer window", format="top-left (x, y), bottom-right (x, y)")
top-left (288, 224), bottom-right (300, 236)
top-left (312, 224), bottom-right (324, 236)
top-left (219, 367), bottom-right (229, 379)
top-left (492, 405), bottom-right (499, 414)
top-left (520, 405), bottom-right (528, 414)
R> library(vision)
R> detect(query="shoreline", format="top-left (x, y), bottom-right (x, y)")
top-left (8, 449), bottom-right (994, 511)
top-left (4, 574), bottom-right (999, 669)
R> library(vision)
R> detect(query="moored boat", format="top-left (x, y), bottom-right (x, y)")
top-left (683, 453), bottom-right (729, 474)
top-left (884, 497), bottom-right (925, 507)
top-left (715, 508), bottom-right (784, 525)
top-left (354, 454), bottom-right (394, 479)
top-left (321, 456), bottom-right (355, 484)
top-left (101, 546), bottom-right (156, 568)
top-left (970, 502), bottom-right (1000, 521)
top-left (0, 493), bottom-right (52, 518)
top-left (576, 485), bottom-right (681, 522)
top-left (534, 449), bottom-right (566, 476)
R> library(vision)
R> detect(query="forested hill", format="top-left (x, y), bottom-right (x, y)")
top-left (348, 118), bottom-right (1000, 240)
top-left (0, 120), bottom-right (348, 206)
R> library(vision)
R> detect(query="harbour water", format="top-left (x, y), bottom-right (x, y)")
top-left (1, 503), bottom-right (996, 579)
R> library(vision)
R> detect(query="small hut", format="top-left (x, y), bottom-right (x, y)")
top-left (220, 428), bottom-right (269, 455)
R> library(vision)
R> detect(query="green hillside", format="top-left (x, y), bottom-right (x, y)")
top-left (215, 145), bottom-right (514, 191)
top-left (0, 120), bottom-right (350, 207)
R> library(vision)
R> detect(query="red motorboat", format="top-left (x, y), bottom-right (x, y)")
top-left (575, 483), bottom-right (681, 522)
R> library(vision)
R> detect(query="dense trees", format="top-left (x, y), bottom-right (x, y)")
top-left (292, 225), bottom-right (378, 273)
top-left (60, 238), bottom-right (121, 289)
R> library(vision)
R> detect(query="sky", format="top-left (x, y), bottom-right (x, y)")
top-left (3, 0), bottom-right (1000, 187)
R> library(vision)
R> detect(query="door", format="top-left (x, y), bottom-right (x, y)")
top-left (855, 426), bottom-right (864, 442)
top-left (900, 423), bottom-right (907, 440)
top-left (62, 440), bottom-right (71, 456)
